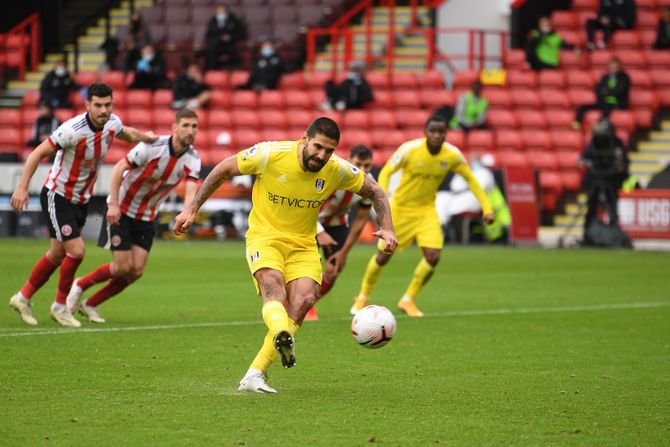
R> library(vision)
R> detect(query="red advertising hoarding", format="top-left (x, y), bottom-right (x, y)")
top-left (618, 190), bottom-right (670, 239)
top-left (504, 166), bottom-right (539, 244)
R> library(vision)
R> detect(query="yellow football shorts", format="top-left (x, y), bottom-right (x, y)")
top-left (378, 206), bottom-right (444, 252)
top-left (246, 237), bottom-right (322, 294)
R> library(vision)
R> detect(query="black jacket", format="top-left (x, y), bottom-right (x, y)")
top-left (596, 71), bottom-right (630, 108)
top-left (334, 78), bottom-right (374, 109)
top-left (205, 13), bottom-right (245, 46)
top-left (242, 55), bottom-right (285, 90)
top-left (39, 71), bottom-right (78, 107)
top-left (597, 0), bottom-right (636, 29)
top-left (654, 17), bottom-right (670, 49)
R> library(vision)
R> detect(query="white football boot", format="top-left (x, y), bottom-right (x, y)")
top-left (9, 294), bottom-right (38, 326)
top-left (49, 303), bottom-right (81, 328)
top-left (238, 369), bottom-right (277, 394)
top-left (65, 279), bottom-right (84, 314)
top-left (79, 302), bottom-right (106, 323)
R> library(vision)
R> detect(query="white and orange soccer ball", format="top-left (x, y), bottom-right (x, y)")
top-left (351, 305), bottom-right (397, 349)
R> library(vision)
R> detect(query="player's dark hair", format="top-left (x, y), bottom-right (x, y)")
top-left (350, 144), bottom-right (372, 159)
top-left (425, 114), bottom-right (448, 129)
top-left (87, 83), bottom-right (113, 100)
top-left (175, 108), bottom-right (198, 123)
top-left (306, 117), bottom-right (340, 143)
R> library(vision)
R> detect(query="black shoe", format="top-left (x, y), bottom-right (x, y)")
top-left (274, 330), bottom-right (296, 369)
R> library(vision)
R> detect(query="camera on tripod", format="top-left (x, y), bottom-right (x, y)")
top-left (585, 119), bottom-right (625, 178)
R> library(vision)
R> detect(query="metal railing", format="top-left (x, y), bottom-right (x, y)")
top-left (1, 13), bottom-right (41, 81)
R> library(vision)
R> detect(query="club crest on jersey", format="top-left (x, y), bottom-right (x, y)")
top-left (105, 134), bottom-right (112, 145)
top-left (350, 165), bottom-right (359, 175)
top-left (61, 225), bottom-right (73, 237)
top-left (315, 178), bottom-right (325, 192)
top-left (250, 251), bottom-right (260, 262)
top-left (111, 235), bottom-right (122, 247)
top-left (441, 161), bottom-right (447, 169)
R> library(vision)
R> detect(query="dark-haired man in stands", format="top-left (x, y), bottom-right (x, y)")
top-left (654, 7), bottom-right (670, 49)
top-left (574, 56), bottom-right (630, 128)
top-left (238, 40), bottom-right (285, 91)
top-left (129, 44), bottom-right (168, 90)
top-left (585, 0), bottom-right (636, 50)
top-left (39, 60), bottom-right (79, 109)
top-left (172, 62), bottom-right (211, 109)
top-left (525, 16), bottom-right (579, 71)
top-left (9, 83), bottom-right (157, 328)
top-left (320, 60), bottom-right (373, 111)
top-left (204, 3), bottom-right (246, 70)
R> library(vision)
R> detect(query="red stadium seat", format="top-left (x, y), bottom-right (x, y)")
top-left (372, 148), bottom-right (394, 167)
top-left (74, 71), bottom-right (98, 87)
top-left (369, 90), bottom-right (393, 109)
top-left (262, 110), bottom-right (288, 129)
top-left (551, 130), bottom-right (583, 152)
top-left (126, 90), bottom-right (152, 107)
top-left (286, 110), bottom-right (317, 129)
top-left (309, 89), bottom-right (326, 108)
top-left (342, 110), bottom-right (370, 130)
top-left (369, 110), bottom-right (397, 129)
top-left (630, 89), bottom-right (659, 112)
top-left (418, 90), bottom-right (454, 110)
top-left (22, 91), bottom-right (40, 107)
top-left (612, 31), bottom-right (641, 49)
top-left (260, 129), bottom-right (290, 142)
top-left (395, 109), bottom-right (429, 129)
top-left (104, 148), bottom-right (128, 164)
top-left (466, 130), bottom-right (494, 151)
top-left (483, 89), bottom-right (512, 109)
top-left (637, 11), bottom-right (660, 30)
top-left (551, 11), bottom-right (579, 30)
top-left (521, 129), bottom-right (553, 151)
top-left (340, 129), bottom-right (372, 149)
top-left (650, 68), bottom-right (670, 88)
top-left (446, 130), bottom-right (465, 149)
top-left (559, 50), bottom-right (586, 69)
top-left (231, 91), bottom-right (258, 109)
top-left (194, 129), bottom-right (209, 149)
top-left (203, 71), bottom-right (229, 89)
top-left (365, 71), bottom-right (391, 91)
top-left (278, 72), bottom-right (305, 90)
top-left (371, 129), bottom-right (406, 150)
top-left (101, 71), bottom-right (126, 90)
top-left (560, 170), bottom-right (583, 191)
top-left (124, 109), bottom-right (153, 128)
top-left (392, 73), bottom-right (417, 89)
top-left (627, 69), bottom-right (653, 89)
top-left (568, 89), bottom-right (596, 106)
top-left (556, 151), bottom-right (581, 169)
top-left (487, 110), bottom-right (518, 129)
top-left (539, 89), bottom-right (572, 109)
top-left (572, 0), bottom-right (597, 11)
top-left (153, 109), bottom-right (174, 126)
top-left (229, 70), bottom-right (249, 89)
top-left (566, 69), bottom-right (594, 89)
top-left (609, 110), bottom-right (636, 133)
top-left (528, 151), bottom-right (559, 170)
top-left (208, 91), bottom-right (230, 108)
top-left (559, 30), bottom-right (584, 47)
top-left (503, 49), bottom-right (527, 69)
top-left (0, 109), bottom-right (22, 128)
top-left (517, 109), bottom-right (548, 129)
top-left (495, 129), bottom-right (523, 151)
top-left (615, 50), bottom-right (647, 68)
top-left (417, 70), bottom-right (445, 89)
top-left (0, 128), bottom-right (21, 147)
top-left (538, 70), bottom-right (566, 89)
top-left (233, 129), bottom-right (261, 148)
top-left (303, 71), bottom-right (333, 89)
top-left (393, 91), bottom-right (420, 109)
top-left (635, 0), bottom-right (658, 11)
top-left (547, 110), bottom-right (578, 129)
top-left (506, 70), bottom-right (538, 88)
top-left (453, 70), bottom-right (479, 89)
top-left (589, 50), bottom-right (614, 69)
top-left (510, 89), bottom-right (541, 109)
top-left (283, 90), bottom-right (312, 109)
top-left (153, 89), bottom-right (173, 107)
top-left (495, 150), bottom-right (529, 168)
top-left (644, 49), bottom-right (670, 68)
top-left (232, 110), bottom-right (260, 129)
top-left (258, 90), bottom-right (284, 109)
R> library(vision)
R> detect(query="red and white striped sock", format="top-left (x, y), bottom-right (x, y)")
top-left (20, 254), bottom-right (60, 300)
top-left (55, 254), bottom-right (83, 305)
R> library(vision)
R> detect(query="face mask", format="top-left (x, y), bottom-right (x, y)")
top-left (261, 47), bottom-right (274, 58)
top-left (55, 67), bottom-right (67, 77)
top-left (216, 13), bottom-right (227, 21)
top-left (143, 53), bottom-right (154, 62)
top-left (347, 71), bottom-right (361, 81)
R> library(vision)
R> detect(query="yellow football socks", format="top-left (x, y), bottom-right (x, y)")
top-left (262, 300), bottom-right (289, 335)
top-left (250, 306), bottom-right (301, 373)
top-left (360, 255), bottom-right (384, 298)
top-left (404, 258), bottom-right (435, 300)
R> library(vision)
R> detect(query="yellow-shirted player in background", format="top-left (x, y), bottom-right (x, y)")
top-left (174, 117), bottom-right (397, 393)
top-left (350, 114), bottom-right (494, 317)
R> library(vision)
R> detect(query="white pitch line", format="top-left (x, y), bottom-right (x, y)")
top-left (1, 301), bottom-right (668, 338)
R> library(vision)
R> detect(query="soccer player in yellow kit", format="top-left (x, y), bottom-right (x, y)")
top-left (351, 114), bottom-right (494, 317)
top-left (174, 117), bottom-right (397, 393)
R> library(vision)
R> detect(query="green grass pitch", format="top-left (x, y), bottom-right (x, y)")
top-left (0, 239), bottom-right (668, 446)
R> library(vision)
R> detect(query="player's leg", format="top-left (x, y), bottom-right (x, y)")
top-left (398, 210), bottom-right (443, 317)
top-left (9, 238), bottom-right (65, 326)
top-left (49, 236), bottom-right (85, 327)
top-left (308, 225), bottom-right (349, 321)
top-left (351, 249), bottom-right (393, 314)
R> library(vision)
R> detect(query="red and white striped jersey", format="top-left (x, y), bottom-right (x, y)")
top-left (318, 173), bottom-right (372, 227)
top-left (118, 136), bottom-right (201, 222)
top-left (44, 112), bottom-right (125, 204)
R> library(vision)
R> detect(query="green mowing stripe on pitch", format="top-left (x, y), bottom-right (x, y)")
top-left (2, 301), bottom-right (668, 337)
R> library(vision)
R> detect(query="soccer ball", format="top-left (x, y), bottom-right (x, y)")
top-left (351, 305), bottom-right (397, 349)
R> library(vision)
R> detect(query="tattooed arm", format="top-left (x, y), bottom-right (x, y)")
top-left (173, 155), bottom-right (241, 235)
top-left (357, 175), bottom-right (398, 254)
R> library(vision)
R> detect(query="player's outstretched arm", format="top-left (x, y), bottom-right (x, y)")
top-left (117, 126), bottom-right (158, 144)
top-left (357, 175), bottom-right (397, 254)
top-left (455, 163), bottom-right (495, 225)
top-left (330, 206), bottom-right (372, 272)
top-left (173, 155), bottom-right (241, 235)
top-left (107, 158), bottom-right (132, 225)
top-left (11, 140), bottom-right (56, 214)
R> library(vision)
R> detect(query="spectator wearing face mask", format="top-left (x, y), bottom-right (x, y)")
top-left (525, 16), bottom-right (579, 71)
top-left (129, 44), bottom-right (168, 90)
top-left (238, 40), bottom-right (285, 91)
top-left (39, 61), bottom-right (80, 108)
top-left (320, 60), bottom-right (373, 111)
top-left (204, 3), bottom-right (246, 70)
top-left (122, 11), bottom-right (153, 73)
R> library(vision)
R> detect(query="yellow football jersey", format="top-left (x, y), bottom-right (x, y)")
top-left (237, 140), bottom-right (365, 245)
top-left (378, 137), bottom-right (492, 214)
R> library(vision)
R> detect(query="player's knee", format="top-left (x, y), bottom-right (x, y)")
top-left (295, 292), bottom-right (317, 314)
top-left (66, 246), bottom-right (86, 259)
top-left (114, 261), bottom-right (134, 278)
top-left (425, 252), bottom-right (441, 266)
top-left (375, 252), bottom-right (392, 266)
top-left (47, 250), bottom-right (66, 264)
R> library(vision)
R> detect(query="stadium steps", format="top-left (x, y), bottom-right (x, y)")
top-left (312, 6), bottom-right (431, 72)
top-left (3, 0), bottom-right (151, 94)
top-left (629, 119), bottom-right (670, 187)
